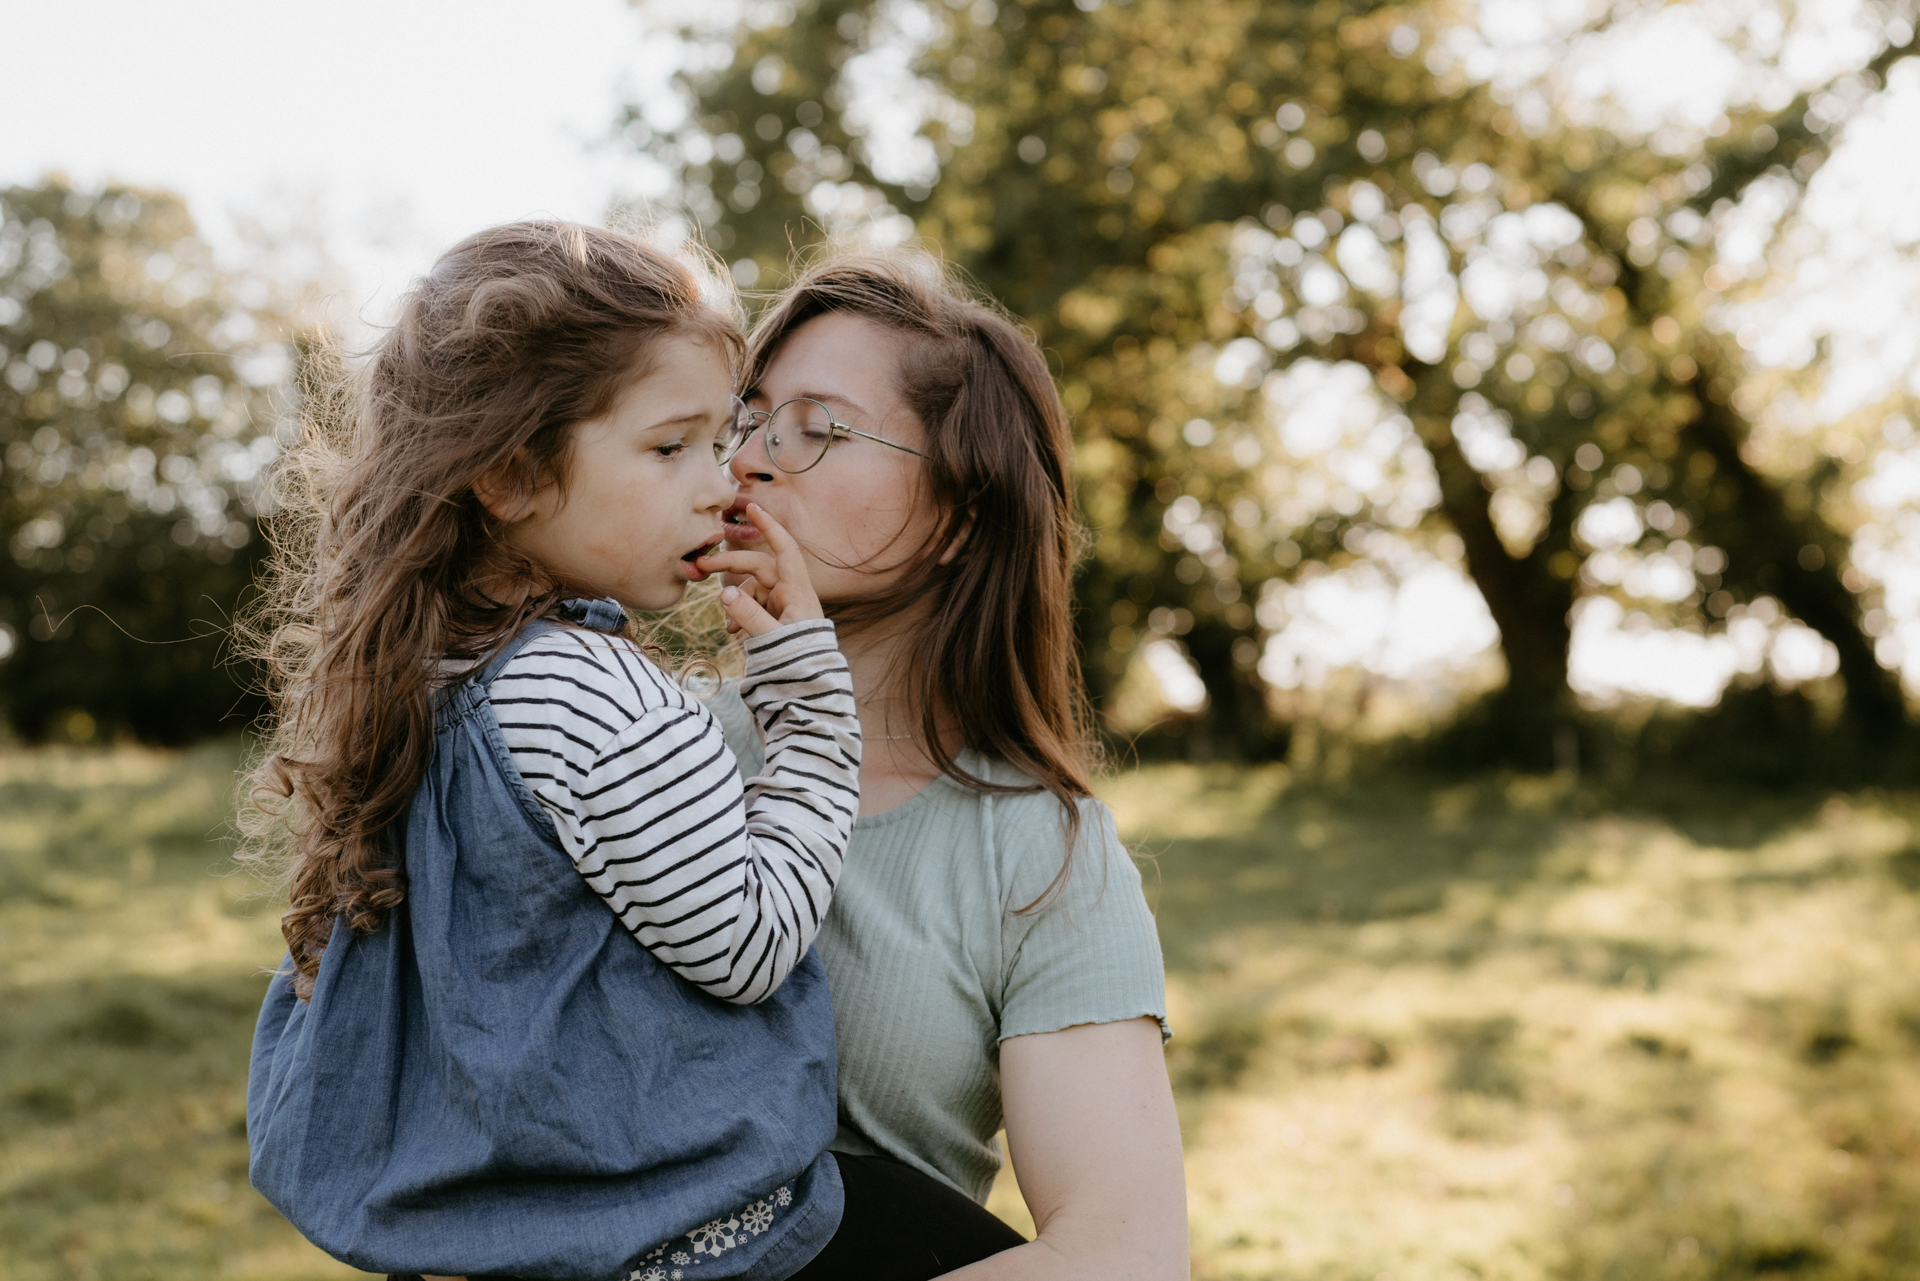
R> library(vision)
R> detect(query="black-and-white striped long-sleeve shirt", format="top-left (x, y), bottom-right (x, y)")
top-left (488, 618), bottom-right (860, 1005)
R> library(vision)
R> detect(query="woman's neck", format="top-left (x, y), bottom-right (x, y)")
top-left (836, 613), bottom-right (922, 738)
top-left (832, 608), bottom-right (957, 816)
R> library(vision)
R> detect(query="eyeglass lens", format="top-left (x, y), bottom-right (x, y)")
top-left (766, 400), bottom-right (837, 472)
top-left (721, 398), bottom-right (843, 472)
top-left (718, 397), bottom-right (753, 464)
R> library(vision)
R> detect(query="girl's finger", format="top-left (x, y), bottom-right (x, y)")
top-left (696, 549), bottom-right (771, 574)
top-left (743, 503), bottom-right (823, 616)
top-left (695, 549), bottom-right (779, 589)
top-left (720, 584), bottom-right (781, 637)
top-left (743, 503), bottom-right (802, 559)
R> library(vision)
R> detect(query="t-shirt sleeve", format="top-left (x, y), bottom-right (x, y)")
top-left (710, 682), bottom-right (764, 773)
top-left (997, 797), bottom-right (1171, 1043)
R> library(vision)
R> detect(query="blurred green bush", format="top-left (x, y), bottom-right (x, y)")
top-left (0, 179), bottom-right (286, 744)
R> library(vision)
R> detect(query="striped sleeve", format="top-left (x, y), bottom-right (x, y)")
top-left (489, 619), bottom-right (861, 1005)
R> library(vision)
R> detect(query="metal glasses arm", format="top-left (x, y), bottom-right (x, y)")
top-left (832, 423), bottom-right (927, 458)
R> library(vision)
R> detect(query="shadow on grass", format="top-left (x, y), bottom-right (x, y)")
top-left (1133, 685), bottom-right (1866, 973)
top-left (1140, 765), bottom-right (1833, 974)
top-left (1125, 750), bottom-right (1920, 1279)
top-left (0, 969), bottom-right (312, 1278)
top-left (0, 738), bottom-right (245, 905)
top-left (2, 969), bottom-right (264, 1129)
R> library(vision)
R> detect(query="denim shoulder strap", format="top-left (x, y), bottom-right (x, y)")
top-left (432, 624), bottom-right (549, 733)
top-left (477, 597), bottom-right (626, 686)
top-left (434, 598), bottom-right (627, 731)
top-left (473, 619), bottom-right (563, 689)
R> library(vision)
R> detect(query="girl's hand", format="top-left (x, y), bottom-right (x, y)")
top-left (695, 503), bottom-right (823, 638)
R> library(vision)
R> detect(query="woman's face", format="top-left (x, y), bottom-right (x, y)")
top-left (724, 311), bottom-right (940, 606)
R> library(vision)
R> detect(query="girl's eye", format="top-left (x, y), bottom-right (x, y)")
top-left (653, 441), bottom-right (686, 459)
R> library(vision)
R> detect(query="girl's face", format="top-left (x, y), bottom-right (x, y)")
top-left (486, 333), bottom-right (737, 611)
top-left (725, 312), bottom-right (937, 605)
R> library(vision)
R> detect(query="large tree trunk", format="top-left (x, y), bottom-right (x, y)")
top-left (1580, 222), bottom-right (1909, 744)
top-left (1550, 39), bottom-right (1915, 744)
top-left (1398, 362), bottom-right (1578, 765)
top-left (1182, 617), bottom-right (1285, 760)
top-left (1681, 356), bottom-right (1907, 742)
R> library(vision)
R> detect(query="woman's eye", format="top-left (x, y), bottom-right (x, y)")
top-left (653, 441), bottom-right (686, 459)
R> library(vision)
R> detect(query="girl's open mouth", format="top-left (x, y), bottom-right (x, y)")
top-left (683, 537), bottom-right (725, 580)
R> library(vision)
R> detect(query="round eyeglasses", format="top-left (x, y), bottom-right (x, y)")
top-left (723, 396), bottom-right (927, 474)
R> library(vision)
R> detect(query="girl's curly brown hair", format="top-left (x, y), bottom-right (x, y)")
top-left (237, 222), bottom-right (741, 999)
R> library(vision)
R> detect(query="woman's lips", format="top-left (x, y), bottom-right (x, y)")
top-left (722, 500), bottom-right (763, 543)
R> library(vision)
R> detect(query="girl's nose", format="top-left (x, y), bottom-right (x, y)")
top-left (700, 453), bottom-right (738, 510)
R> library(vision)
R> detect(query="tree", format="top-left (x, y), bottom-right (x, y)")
top-left (630, 0), bottom-right (1919, 758)
top-left (0, 178), bottom-right (290, 742)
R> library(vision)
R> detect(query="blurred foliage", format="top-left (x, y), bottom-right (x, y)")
top-left (630, 0), bottom-right (1920, 762)
top-left (0, 178), bottom-right (291, 743)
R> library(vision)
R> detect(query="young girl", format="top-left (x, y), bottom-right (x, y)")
top-left (242, 223), bottom-right (1018, 1281)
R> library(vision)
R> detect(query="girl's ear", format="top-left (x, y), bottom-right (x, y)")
top-left (473, 451), bottom-right (540, 523)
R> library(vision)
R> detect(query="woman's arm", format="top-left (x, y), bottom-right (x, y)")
top-left (941, 1017), bottom-right (1188, 1280)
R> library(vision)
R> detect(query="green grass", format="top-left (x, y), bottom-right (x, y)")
top-left (5, 745), bottom-right (1919, 1279)
top-left (0, 742), bottom-right (364, 1281)
top-left (1096, 764), bottom-right (1920, 1280)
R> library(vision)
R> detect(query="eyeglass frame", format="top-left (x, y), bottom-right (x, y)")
top-left (723, 395), bottom-right (928, 473)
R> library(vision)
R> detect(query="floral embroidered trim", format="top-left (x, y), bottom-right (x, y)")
top-left (624, 1183), bottom-right (793, 1281)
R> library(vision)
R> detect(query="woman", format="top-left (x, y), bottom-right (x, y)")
top-left (706, 249), bottom-right (1189, 1279)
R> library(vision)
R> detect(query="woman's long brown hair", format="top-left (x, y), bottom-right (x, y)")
top-left (238, 222), bottom-right (740, 998)
top-left (744, 249), bottom-right (1097, 906)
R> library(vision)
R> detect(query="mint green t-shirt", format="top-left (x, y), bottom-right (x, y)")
top-left (710, 685), bottom-right (1170, 1204)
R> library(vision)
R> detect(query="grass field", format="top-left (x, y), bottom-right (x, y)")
top-left (3, 743), bottom-right (1918, 1279)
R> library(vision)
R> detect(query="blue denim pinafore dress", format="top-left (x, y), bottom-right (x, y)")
top-left (247, 603), bottom-right (843, 1281)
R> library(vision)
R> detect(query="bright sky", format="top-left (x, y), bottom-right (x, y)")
top-left (7, 0), bottom-right (1918, 715)
top-left (0, 0), bottom-right (661, 329)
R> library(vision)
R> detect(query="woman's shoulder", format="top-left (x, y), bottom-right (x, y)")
top-left (977, 760), bottom-right (1168, 1041)
top-left (953, 753), bottom-right (1128, 887)
top-left (962, 752), bottom-right (1114, 825)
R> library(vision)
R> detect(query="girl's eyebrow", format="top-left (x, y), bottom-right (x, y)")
top-left (640, 408), bottom-right (721, 433)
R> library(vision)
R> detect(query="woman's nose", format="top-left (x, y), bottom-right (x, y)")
top-left (729, 428), bottom-right (776, 484)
